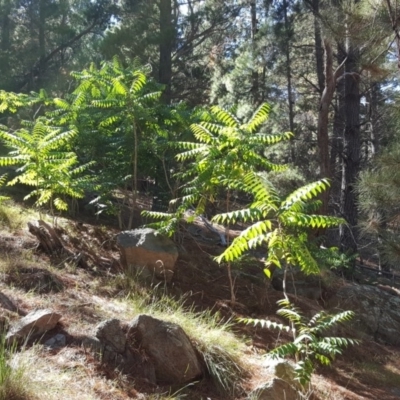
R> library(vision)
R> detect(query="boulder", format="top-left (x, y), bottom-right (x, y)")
top-left (95, 318), bottom-right (126, 353)
top-left (6, 309), bottom-right (61, 344)
top-left (82, 336), bottom-right (104, 357)
top-left (251, 359), bottom-right (301, 400)
top-left (328, 283), bottom-right (400, 345)
top-left (117, 228), bottom-right (178, 282)
top-left (128, 314), bottom-right (202, 384)
top-left (252, 378), bottom-right (299, 400)
top-left (83, 321), bottom-right (157, 384)
top-left (264, 358), bottom-right (298, 386)
top-left (0, 292), bottom-right (19, 313)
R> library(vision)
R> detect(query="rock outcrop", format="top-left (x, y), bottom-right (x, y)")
top-left (117, 228), bottom-right (178, 282)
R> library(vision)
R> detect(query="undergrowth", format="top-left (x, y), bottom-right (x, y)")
top-left (0, 336), bottom-right (37, 400)
top-left (92, 269), bottom-right (249, 396)
top-left (144, 295), bottom-right (248, 396)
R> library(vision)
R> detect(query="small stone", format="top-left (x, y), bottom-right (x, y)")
top-left (44, 333), bottom-right (66, 349)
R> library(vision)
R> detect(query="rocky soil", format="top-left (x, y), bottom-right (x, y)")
top-left (0, 210), bottom-right (400, 399)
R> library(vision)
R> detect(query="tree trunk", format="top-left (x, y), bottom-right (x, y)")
top-left (283, 0), bottom-right (294, 134)
top-left (159, 0), bottom-right (173, 104)
top-left (339, 44), bottom-right (361, 257)
top-left (39, 0), bottom-right (46, 68)
top-left (316, 40), bottom-right (334, 214)
top-left (250, 0), bottom-right (259, 105)
top-left (1, 0), bottom-right (11, 52)
top-left (313, 0), bottom-right (324, 95)
top-left (331, 46), bottom-right (346, 184)
top-left (316, 40), bottom-right (345, 215)
top-left (0, 0), bottom-right (12, 88)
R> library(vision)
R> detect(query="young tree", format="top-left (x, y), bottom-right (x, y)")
top-left (0, 119), bottom-right (89, 214)
top-left (240, 298), bottom-right (357, 387)
top-left (146, 103), bottom-right (292, 302)
top-left (52, 57), bottom-right (162, 228)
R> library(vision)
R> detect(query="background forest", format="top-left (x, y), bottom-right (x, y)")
top-left (1, 0), bottom-right (400, 270)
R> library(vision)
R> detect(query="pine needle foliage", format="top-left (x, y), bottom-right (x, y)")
top-left (0, 120), bottom-right (91, 212)
top-left (213, 173), bottom-right (345, 276)
top-left (357, 142), bottom-right (400, 268)
top-left (239, 299), bottom-right (359, 386)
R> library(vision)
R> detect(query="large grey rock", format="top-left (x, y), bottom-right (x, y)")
top-left (117, 228), bottom-right (178, 282)
top-left (328, 283), bottom-right (400, 345)
top-left (251, 359), bottom-right (301, 400)
top-left (83, 322), bottom-right (157, 384)
top-left (128, 314), bottom-right (202, 384)
top-left (95, 318), bottom-right (126, 353)
top-left (252, 378), bottom-right (299, 400)
top-left (6, 309), bottom-right (61, 344)
top-left (81, 336), bottom-right (104, 357)
top-left (263, 358), bottom-right (298, 386)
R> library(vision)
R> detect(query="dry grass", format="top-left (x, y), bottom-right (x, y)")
top-left (0, 339), bottom-right (38, 400)
top-left (0, 204), bottom-right (399, 399)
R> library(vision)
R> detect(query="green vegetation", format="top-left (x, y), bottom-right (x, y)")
top-left (0, 1), bottom-right (397, 397)
top-left (240, 299), bottom-right (358, 387)
top-left (0, 120), bottom-right (90, 214)
top-left (0, 336), bottom-right (36, 400)
top-left (214, 174), bottom-right (344, 277)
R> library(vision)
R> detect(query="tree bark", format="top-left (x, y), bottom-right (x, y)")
top-left (250, 0), bottom-right (259, 105)
top-left (313, 0), bottom-right (324, 95)
top-left (159, 0), bottom-right (173, 104)
top-left (0, 0), bottom-right (12, 88)
top-left (283, 0), bottom-right (294, 134)
top-left (339, 44), bottom-right (361, 256)
top-left (39, 0), bottom-right (46, 81)
top-left (316, 40), bottom-right (345, 214)
top-left (331, 46), bottom-right (346, 183)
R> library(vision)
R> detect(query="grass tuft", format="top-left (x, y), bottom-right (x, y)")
top-left (0, 336), bottom-right (37, 400)
top-left (133, 293), bottom-right (248, 396)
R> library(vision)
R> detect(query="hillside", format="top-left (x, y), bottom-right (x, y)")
top-left (0, 200), bottom-right (399, 400)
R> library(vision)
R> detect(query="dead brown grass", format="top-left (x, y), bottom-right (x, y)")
top-left (0, 203), bottom-right (398, 399)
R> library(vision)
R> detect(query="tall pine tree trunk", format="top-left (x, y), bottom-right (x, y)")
top-left (331, 46), bottom-right (346, 183)
top-left (339, 44), bottom-right (360, 257)
top-left (38, 0), bottom-right (46, 86)
top-left (250, 0), bottom-right (259, 105)
top-left (313, 0), bottom-right (324, 95)
top-left (1, 0), bottom-right (12, 89)
top-left (159, 0), bottom-right (173, 104)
